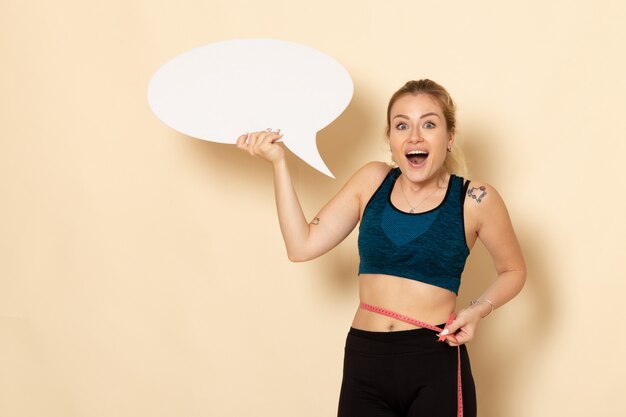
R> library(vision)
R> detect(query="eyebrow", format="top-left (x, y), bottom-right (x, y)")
top-left (392, 112), bottom-right (441, 121)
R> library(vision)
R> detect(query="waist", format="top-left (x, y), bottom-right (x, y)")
top-left (346, 326), bottom-right (456, 354)
top-left (355, 274), bottom-right (456, 331)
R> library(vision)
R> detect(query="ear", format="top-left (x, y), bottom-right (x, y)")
top-left (448, 130), bottom-right (456, 148)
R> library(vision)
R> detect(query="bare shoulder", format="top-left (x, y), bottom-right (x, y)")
top-left (339, 161), bottom-right (392, 210)
top-left (465, 179), bottom-right (500, 204)
top-left (465, 178), bottom-right (507, 207)
top-left (356, 161), bottom-right (392, 182)
top-left (340, 161), bottom-right (390, 190)
top-left (464, 179), bottom-right (510, 229)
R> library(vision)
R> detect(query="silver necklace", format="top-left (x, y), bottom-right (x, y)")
top-left (398, 177), bottom-right (441, 213)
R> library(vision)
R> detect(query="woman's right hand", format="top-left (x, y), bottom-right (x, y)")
top-left (236, 129), bottom-right (285, 165)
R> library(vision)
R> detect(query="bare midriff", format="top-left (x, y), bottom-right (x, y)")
top-left (352, 274), bottom-right (457, 332)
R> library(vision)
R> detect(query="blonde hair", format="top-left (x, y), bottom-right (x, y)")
top-left (386, 79), bottom-right (468, 177)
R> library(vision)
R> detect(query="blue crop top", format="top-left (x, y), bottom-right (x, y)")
top-left (358, 168), bottom-right (470, 294)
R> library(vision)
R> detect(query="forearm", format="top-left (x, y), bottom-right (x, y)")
top-left (272, 159), bottom-right (312, 261)
top-left (442, 268), bottom-right (526, 346)
top-left (237, 130), bottom-right (353, 261)
top-left (469, 268), bottom-right (527, 318)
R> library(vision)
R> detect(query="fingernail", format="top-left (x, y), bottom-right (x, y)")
top-left (440, 329), bottom-right (450, 336)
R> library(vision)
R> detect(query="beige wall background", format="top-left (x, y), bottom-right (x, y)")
top-left (1, 0), bottom-right (625, 416)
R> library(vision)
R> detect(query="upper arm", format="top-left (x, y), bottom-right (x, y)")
top-left (295, 162), bottom-right (390, 261)
top-left (465, 181), bottom-right (526, 275)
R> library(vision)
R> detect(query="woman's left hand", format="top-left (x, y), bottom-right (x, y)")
top-left (438, 305), bottom-right (484, 347)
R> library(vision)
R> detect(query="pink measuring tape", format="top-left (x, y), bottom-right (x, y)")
top-left (359, 302), bottom-right (464, 417)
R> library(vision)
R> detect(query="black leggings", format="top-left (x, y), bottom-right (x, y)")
top-left (337, 327), bottom-right (477, 417)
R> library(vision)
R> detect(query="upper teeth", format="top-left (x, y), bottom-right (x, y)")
top-left (407, 150), bottom-right (428, 155)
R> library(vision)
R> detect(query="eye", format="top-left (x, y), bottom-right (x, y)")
top-left (396, 122), bottom-right (408, 130)
top-left (423, 121), bottom-right (436, 129)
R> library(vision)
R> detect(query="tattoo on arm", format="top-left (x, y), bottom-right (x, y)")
top-left (467, 186), bottom-right (487, 203)
top-left (310, 217), bottom-right (320, 225)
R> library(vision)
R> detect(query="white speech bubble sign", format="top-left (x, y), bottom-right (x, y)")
top-left (147, 38), bottom-right (354, 178)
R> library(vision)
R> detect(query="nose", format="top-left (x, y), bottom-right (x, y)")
top-left (408, 128), bottom-right (423, 143)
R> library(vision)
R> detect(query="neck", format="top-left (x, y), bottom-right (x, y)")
top-left (399, 170), bottom-right (449, 193)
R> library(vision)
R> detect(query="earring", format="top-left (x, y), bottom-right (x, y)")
top-left (447, 145), bottom-right (452, 152)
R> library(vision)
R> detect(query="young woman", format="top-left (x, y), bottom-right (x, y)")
top-left (236, 79), bottom-right (526, 417)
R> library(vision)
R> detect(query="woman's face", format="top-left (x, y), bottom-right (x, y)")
top-left (388, 93), bottom-right (453, 183)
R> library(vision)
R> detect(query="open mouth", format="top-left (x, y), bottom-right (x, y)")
top-left (406, 150), bottom-right (429, 166)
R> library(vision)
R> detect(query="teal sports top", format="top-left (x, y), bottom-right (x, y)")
top-left (358, 168), bottom-right (470, 294)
